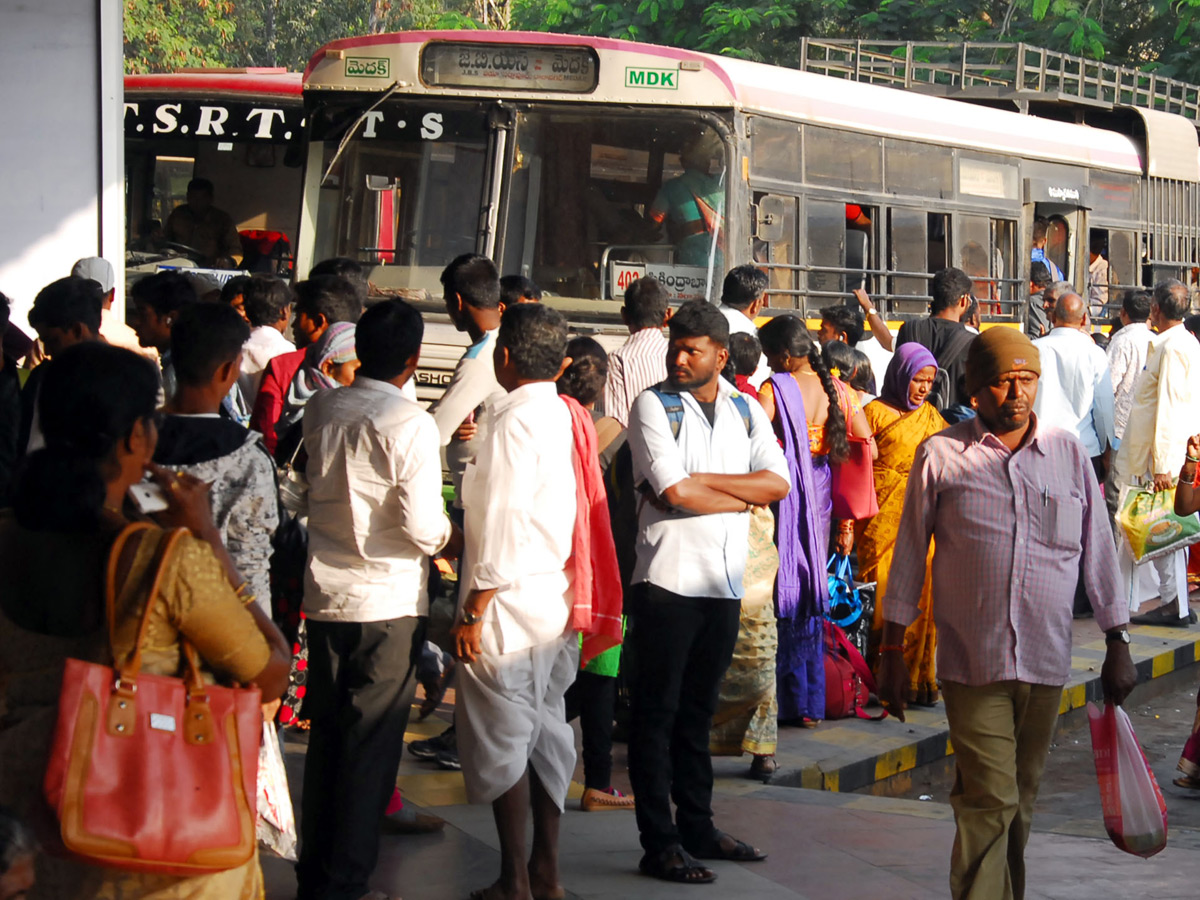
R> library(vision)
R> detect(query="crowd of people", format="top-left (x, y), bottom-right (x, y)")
top-left (0, 245), bottom-right (1197, 900)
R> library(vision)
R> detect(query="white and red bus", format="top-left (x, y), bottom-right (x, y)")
top-left (293, 30), bottom-right (1200, 327)
top-left (124, 69), bottom-right (304, 277)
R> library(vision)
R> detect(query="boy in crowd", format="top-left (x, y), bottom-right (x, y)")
top-left (250, 274), bottom-right (362, 455)
top-left (604, 276), bottom-right (671, 427)
top-left (412, 254), bottom-right (507, 771)
top-left (298, 299), bottom-right (456, 900)
top-left (21, 276), bottom-right (105, 453)
top-left (452, 303), bottom-right (578, 900)
top-left (129, 270), bottom-right (198, 404)
top-left (500, 274), bottom-right (542, 309)
top-left (238, 275), bottom-right (294, 405)
top-left (724, 332), bottom-right (763, 399)
top-left (153, 302), bottom-right (279, 614)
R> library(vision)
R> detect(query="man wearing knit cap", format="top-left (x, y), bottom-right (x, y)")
top-left (879, 326), bottom-right (1136, 900)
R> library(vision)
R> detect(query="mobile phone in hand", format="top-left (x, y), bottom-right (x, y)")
top-left (128, 480), bottom-right (169, 515)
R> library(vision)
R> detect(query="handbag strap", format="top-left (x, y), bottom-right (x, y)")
top-left (105, 524), bottom-right (200, 691)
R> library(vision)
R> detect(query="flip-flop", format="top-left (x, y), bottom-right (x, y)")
top-left (689, 831), bottom-right (768, 862)
top-left (638, 846), bottom-right (716, 884)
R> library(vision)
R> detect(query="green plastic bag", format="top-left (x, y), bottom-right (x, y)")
top-left (1117, 484), bottom-right (1200, 562)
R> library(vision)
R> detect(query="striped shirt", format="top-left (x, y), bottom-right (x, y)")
top-left (604, 327), bottom-right (668, 428)
top-left (885, 415), bottom-right (1128, 687)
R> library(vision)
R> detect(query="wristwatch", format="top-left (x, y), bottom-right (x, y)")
top-left (1105, 629), bottom-right (1130, 645)
top-left (461, 609), bottom-right (483, 626)
top-left (865, 307), bottom-right (878, 317)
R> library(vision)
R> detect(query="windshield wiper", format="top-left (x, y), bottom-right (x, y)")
top-left (320, 80), bottom-right (405, 187)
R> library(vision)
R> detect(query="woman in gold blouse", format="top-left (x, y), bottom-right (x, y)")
top-left (0, 342), bottom-right (291, 899)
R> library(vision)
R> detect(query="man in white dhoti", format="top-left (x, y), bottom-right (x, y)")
top-left (1114, 280), bottom-right (1200, 626)
top-left (452, 302), bottom-right (578, 900)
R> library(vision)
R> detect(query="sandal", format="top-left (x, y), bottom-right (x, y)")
top-left (1173, 773), bottom-right (1200, 790)
top-left (688, 831), bottom-right (768, 862)
top-left (638, 845), bottom-right (716, 884)
top-left (748, 755), bottom-right (778, 780)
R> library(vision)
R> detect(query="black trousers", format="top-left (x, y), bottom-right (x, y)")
top-left (626, 583), bottom-right (739, 854)
top-left (565, 669), bottom-right (617, 791)
top-left (297, 616), bottom-right (425, 900)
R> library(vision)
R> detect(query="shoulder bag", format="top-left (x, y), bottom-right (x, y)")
top-left (43, 523), bottom-right (261, 875)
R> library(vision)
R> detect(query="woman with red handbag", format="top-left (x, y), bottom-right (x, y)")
top-left (0, 341), bottom-right (291, 899)
top-left (757, 316), bottom-right (873, 728)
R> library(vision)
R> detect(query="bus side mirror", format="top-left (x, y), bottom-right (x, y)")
top-left (365, 174), bottom-right (399, 191)
top-left (755, 195), bottom-right (787, 243)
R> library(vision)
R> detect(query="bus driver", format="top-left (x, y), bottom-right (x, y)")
top-left (647, 129), bottom-right (726, 270)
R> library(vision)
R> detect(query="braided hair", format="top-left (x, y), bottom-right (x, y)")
top-left (758, 316), bottom-right (850, 464)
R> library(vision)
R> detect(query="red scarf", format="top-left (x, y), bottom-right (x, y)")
top-left (561, 395), bottom-right (624, 666)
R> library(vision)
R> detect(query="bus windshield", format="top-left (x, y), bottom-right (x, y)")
top-left (501, 111), bottom-right (727, 307)
top-left (306, 100), bottom-right (728, 306)
top-left (308, 102), bottom-right (490, 297)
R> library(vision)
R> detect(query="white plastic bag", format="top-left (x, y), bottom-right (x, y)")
top-left (1086, 701), bottom-right (1168, 858)
top-left (256, 719), bottom-right (298, 860)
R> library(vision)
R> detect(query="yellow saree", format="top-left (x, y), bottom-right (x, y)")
top-left (857, 400), bottom-right (946, 705)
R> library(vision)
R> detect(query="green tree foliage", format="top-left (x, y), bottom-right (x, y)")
top-left (124, 0), bottom-right (239, 72)
top-left (528, 0), bottom-right (1200, 83)
top-left (124, 0), bottom-right (482, 73)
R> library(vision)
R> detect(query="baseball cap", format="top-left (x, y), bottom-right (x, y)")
top-left (71, 257), bottom-right (115, 294)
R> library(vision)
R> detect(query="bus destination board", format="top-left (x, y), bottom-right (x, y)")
top-left (421, 43), bottom-right (598, 93)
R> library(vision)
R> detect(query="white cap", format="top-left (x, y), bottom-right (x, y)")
top-left (71, 257), bottom-right (115, 293)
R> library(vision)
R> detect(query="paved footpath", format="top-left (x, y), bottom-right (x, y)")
top-left (264, 605), bottom-right (1200, 899)
top-left (264, 766), bottom-right (1200, 900)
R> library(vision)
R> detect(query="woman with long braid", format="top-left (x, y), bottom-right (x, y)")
top-left (757, 316), bottom-right (872, 726)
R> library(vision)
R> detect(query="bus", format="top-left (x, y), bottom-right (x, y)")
top-left (294, 30), bottom-right (1200, 329)
top-left (124, 69), bottom-right (304, 279)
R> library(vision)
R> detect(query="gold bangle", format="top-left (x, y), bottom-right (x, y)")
top-left (241, 594), bottom-right (257, 607)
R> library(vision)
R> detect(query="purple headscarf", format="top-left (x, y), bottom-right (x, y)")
top-left (880, 343), bottom-right (938, 411)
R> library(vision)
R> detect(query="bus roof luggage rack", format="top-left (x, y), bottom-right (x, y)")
top-left (798, 39), bottom-right (1200, 123)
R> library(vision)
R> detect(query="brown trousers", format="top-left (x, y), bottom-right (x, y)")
top-left (941, 680), bottom-right (1062, 900)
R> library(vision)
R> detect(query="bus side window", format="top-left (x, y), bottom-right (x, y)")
top-left (888, 207), bottom-right (930, 315)
top-left (805, 198), bottom-right (846, 307)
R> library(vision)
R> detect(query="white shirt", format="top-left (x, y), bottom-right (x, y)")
top-left (462, 381), bottom-right (576, 655)
top-left (1106, 321), bottom-right (1152, 441)
top-left (303, 377), bottom-right (451, 622)
top-left (627, 377), bottom-right (789, 599)
top-left (855, 334), bottom-right (894, 392)
top-left (428, 328), bottom-right (506, 504)
top-left (239, 326), bottom-right (294, 404)
top-left (1115, 323), bottom-right (1200, 481)
top-left (719, 305), bottom-right (770, 388)
top-left (603, 327), bottom-right (668, 427)
top-left (1031, 327), bottom-right (1116, 457)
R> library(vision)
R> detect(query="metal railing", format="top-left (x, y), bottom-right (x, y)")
top-left (797, 39), bottom-right (1200, 122)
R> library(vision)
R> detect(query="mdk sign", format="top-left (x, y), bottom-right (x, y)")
top-left (625, 67), bottom-right (678, 90)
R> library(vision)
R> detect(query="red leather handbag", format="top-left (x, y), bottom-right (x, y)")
top-left (831, 434), bottom-right (879, 521)
top-left (43, 524), bottom-right (261, 875)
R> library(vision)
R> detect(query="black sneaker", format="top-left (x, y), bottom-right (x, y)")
top-left (408, 726), bottom-right (454, 761)
top-left (435, 749), bottom-right (461, 771)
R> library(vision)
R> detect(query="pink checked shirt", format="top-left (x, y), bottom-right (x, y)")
top-left (884, 415), bottom-right (1128, 687)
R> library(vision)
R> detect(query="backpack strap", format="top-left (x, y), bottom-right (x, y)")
top-left (649, 384), bottom-right (753, 440)
top-left (648, 386), bottom-right (686, 440)
top-left (729, 393), bottom-right (753, 436)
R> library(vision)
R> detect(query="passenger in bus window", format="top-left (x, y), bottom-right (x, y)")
top-left (165, 177), bottom-right (242, 269)
top-left (647, 130), bottom-right (725, 269)
top-left (1030, 217), bottom-right (1064, 282)
top-left (1025, 261), bottom-right (1053, 337)
top-left (1087, 234), bottom-right (1115, 318)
